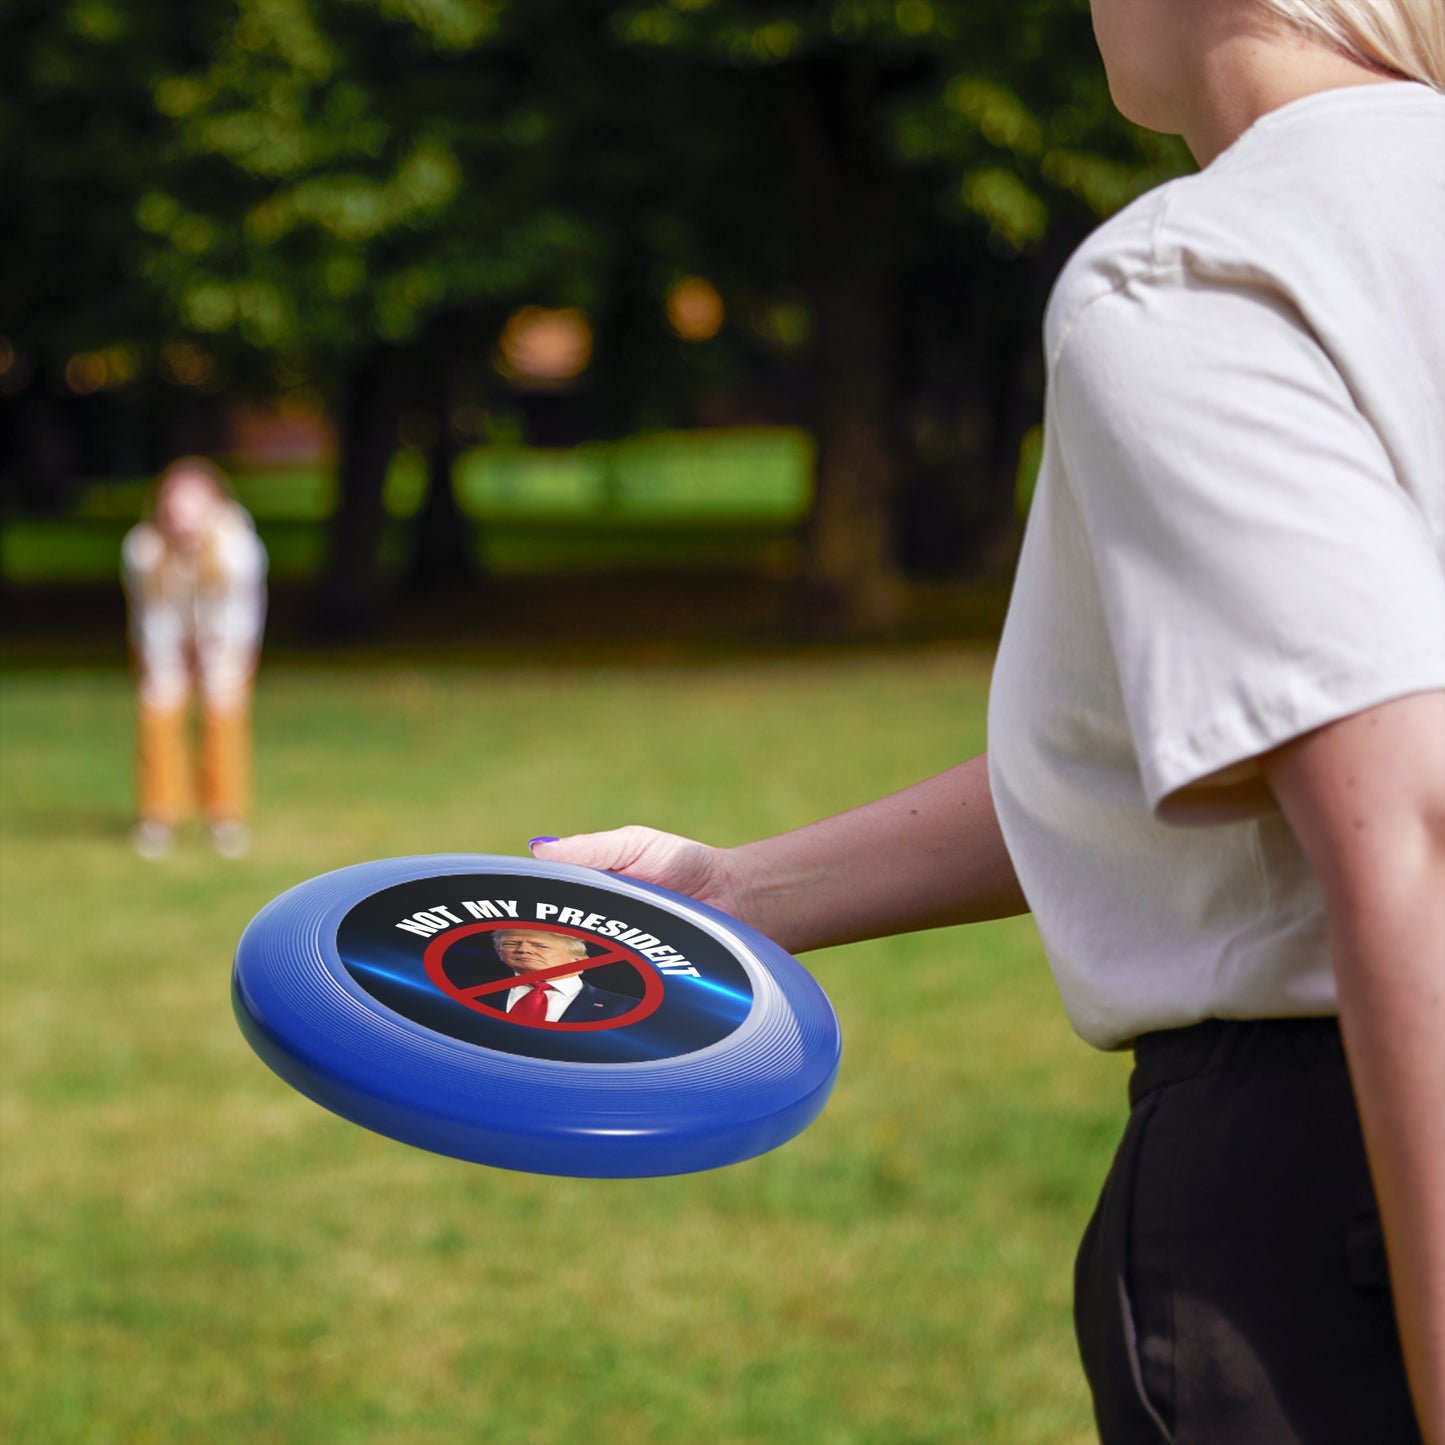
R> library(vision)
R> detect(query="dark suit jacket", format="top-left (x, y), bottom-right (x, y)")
top-left (556, 979), bottom-right (638, 1022)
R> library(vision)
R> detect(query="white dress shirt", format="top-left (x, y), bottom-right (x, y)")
top-left (505, 971), bottom-right (583, 1022)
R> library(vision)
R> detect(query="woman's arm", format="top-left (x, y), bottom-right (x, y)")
top-left (532, 752), bottom-right (1028, 955)
top-left (1263, 690), bottom-right (1445, 1445)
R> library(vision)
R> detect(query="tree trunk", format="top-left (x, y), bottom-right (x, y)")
top-left (804, 270), bottom-right (905, 632)
top-left (6, 381), bottom-right (81, 513)
top-left (404, 355), bottom-right (475, 597)
top-left (780, 58), bottom-right (907, 635)
top-left (314, 345), bottom-right (405, 640)
top-left (891, 234), bottom-right (1058, 580)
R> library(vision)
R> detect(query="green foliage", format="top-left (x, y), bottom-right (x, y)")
top-left (2, 0), bottom-right (1190, 386)
top-left (607, 0), bottom-right (1189, 249)
top-left (125, 0), bottom-right (607, 371)
top-left (0, 1), bottom-right (184, 362)
top-left (0, 657), bottom-right (1128, 1444)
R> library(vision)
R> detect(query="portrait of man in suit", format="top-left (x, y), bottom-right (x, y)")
top-left (489, 928), bottom-right (638, 1025)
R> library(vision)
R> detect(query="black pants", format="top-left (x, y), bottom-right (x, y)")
top-left (1074, 1018), bottom-right (1422, 1445)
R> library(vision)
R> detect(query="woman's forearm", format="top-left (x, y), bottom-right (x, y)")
top-left (728, 752), bottom-right (1028, 954)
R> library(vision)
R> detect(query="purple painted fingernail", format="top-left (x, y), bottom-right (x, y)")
top-left (528, 836), bottom-right (559, 850)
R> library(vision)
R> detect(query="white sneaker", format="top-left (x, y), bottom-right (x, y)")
top-left (132, 820), bottom-right (174, 861)
top-left (210, 821), bottom-right (252, 859)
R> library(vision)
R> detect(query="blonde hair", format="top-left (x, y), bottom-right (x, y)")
top-left (155, 455), bottom-right (233, 508)
top-left (1258, 0), bottom-right (1445, 89)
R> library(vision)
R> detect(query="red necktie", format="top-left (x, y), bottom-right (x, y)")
top-left (510, 982), bottom-right (551, 1023)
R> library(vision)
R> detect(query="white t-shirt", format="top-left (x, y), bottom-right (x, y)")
top-left (122, 502), bottom-right (268, 709)
top-left (988, 83), bottom-right (1445, 1051)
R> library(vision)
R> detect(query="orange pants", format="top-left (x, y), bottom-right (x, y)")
top-left (137, 692), bottom-right (252, 826)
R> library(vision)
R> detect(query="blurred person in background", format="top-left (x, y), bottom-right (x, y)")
top-left (532, 0), bottom-right (1445, 1441)
top-left (122, 457), bottom-right (267, 860)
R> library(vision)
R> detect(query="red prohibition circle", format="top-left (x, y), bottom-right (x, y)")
top-left (422, 921), bottom-right (666, 1031)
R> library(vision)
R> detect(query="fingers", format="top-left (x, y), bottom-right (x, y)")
top-left (527, 827), bottom-right (736, 915)
top-left (529, 826), bottom-right (658, 874)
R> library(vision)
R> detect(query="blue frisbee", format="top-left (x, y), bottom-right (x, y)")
top-left (232, 854), bottom-right (841, 1177)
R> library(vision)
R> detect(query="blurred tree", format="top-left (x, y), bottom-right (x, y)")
top-left (125, 0), bottom-right (775, 631)
top-left (125, 0), bottom-right (613, 632)
top-left (3, 0), bottom-right (1189, 632)
top-left (0, 0), bottom-right (211, 509)
top-left (606, 0), bottom-right (1190, 626)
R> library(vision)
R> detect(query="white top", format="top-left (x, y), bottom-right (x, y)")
top-left (506, 973), bottom-right (582, 1022)
top-left (122, 502), bottom-right (268, 709)
top-left (988, 83), bottom-right (1445, 1050)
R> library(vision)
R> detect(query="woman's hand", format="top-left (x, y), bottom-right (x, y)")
top-left (529, 754), bottom-right (1026, 955)
top-left (530, 827), bottom-right (755, 922)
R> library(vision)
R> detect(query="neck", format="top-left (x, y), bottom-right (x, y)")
top-left (1178, 8), bottom-right (1400, 166)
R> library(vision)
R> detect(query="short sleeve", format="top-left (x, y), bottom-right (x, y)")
top-left (121, 523), bottom-right (163, 590)
top-left (1053, 273), bottom-right (1445, 821)
top-left (215, 506), bottom-right (268, 584)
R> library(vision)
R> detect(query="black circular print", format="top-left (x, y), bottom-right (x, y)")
top-left (337, 873), bottom-right (755, 1064)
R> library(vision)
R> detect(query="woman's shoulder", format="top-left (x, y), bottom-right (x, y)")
top-left (121, 521), bottom-right (165, 575)
top-left (1043, 182), bottom-right (1185, 362)
top-left (210, 503), bottom-right (268, 575)
top-left (1045, 83), bottom-right (1445, 366)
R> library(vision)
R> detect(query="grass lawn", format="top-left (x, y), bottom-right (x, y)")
top-left (0, 653), bottom-right (1127, 1444)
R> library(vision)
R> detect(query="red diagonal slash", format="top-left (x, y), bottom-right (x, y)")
top-left (421, 920), bottom-right (667, 1032)
top-left (456, 945), bottom-right (633, 999)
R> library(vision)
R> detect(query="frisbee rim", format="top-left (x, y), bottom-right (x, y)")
top-left (232, 853), bottom-right (840, 1177)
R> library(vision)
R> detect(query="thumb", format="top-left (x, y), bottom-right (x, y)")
top-left (529, 827), bottom-right (650, 873)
